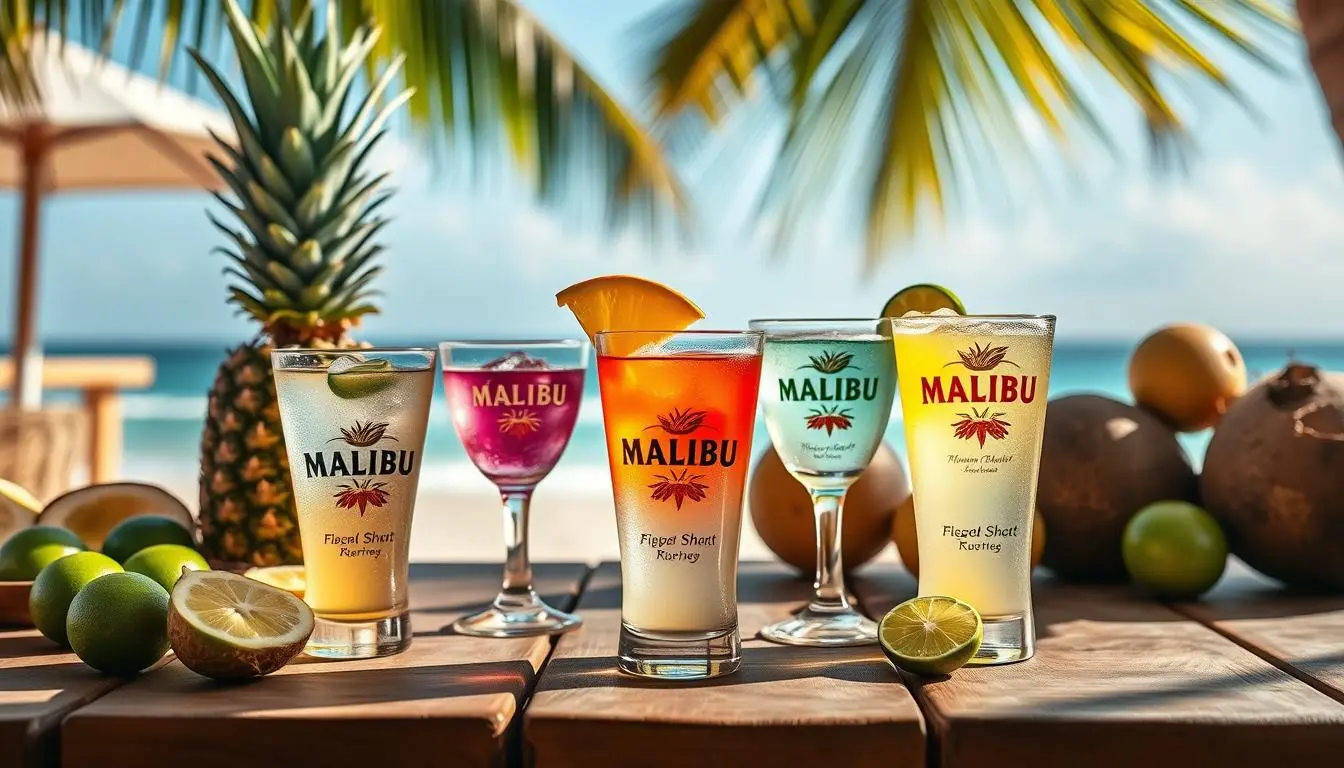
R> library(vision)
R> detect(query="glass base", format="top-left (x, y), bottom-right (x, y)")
top-left (967, 612), bottom-right (1034, 665)
top-left (760, 603), bottom-right (878, 647)
top-left (304, 611), bottom-right (411, 660)
top-left (618, 623), bottom-right (741, 680)
top-left (453, 590), bottom-right (582, 638)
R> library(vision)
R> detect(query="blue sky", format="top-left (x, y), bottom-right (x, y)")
top-left (1, 1), bottom-right (1342, 344)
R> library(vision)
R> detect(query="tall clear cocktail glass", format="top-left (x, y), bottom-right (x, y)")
top-left (888, 314), bottom-right (1054, 664)
top-left (750, 319), bottom-right (896, 646)
top-left (440, 340), bottom-right (588, 637)
top-left (595, 330), bottom-right (763, 680)
top-left (271, 348), bottom-right (435, 659)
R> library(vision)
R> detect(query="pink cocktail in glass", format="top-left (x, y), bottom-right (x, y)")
top-left (439, 341), bottom-right (588, 637)
top-left (443, 366), bottom-right (584, 489)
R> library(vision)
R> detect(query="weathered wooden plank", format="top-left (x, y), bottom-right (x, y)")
top-left (0, 630), bottom-right (130, 768)
top-left (1176, 561), bottom-right (1344, 702)
top-left (857, 566), bottom-right (1344, 768)
top-left (525, 561), bottom-right (925, 768)
top-left (61, 563), bottom-right (588, 768)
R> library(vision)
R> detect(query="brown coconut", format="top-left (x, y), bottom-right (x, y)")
top-left (749, 442), bottom-right (910, 574)
top-left (1202, 363), bottom-right (1344, 590)
top-left (1036, 394), bottom-right (1200, 581)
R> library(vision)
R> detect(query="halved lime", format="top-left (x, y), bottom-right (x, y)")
top-left (327, 359), bottom-right (397, 399)
top-left (879, 596), bottom-right (983, 676)
top-left (882, 284), bottom-right (965, 317)
top-left (168, 570), bottom-right (314, 681)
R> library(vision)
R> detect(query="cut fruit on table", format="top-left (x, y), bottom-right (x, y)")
top-left (879, 595), bottom-right (983, 676)
top-left (556, 275), bottom-right (705, 353)
top-left (168, 569), bottom-right (314, 681)
top-left (0, 478), bottom-right (40, 546)
top-left (244, 565), bottom-right (307, 599)
top-left (39, 482), bottom-right (193, 550)
top-left (881, 284), bottom-right (965, 318)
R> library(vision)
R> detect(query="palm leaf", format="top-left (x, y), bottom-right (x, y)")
top-left (0, 0), bottom-right (687, 233)
top-left (645, 0), bottom-right (1295, 268)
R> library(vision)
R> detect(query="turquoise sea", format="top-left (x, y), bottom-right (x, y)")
top-left (23, 340), bottom-right (1344, 491)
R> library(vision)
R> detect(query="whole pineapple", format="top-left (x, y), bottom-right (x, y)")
top-left (195, 0), bottom-right (410, 567)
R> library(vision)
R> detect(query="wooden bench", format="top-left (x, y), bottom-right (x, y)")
top-left (2, 560), bottom-right (1343, 767)
top-left (0, 356), bottom-right (156, 483)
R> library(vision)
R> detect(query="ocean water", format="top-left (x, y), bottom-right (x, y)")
top-left (23, 339), bottom-right (1344, 494)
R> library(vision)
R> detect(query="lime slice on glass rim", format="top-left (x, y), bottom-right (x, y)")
top-left (326, 357), bottom-right (397, 399)
top-left (882, 284), bottom-right (965, 317)
top-left (879, 596), bottom-right (983, 676)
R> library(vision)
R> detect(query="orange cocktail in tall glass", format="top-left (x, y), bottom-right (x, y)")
top-left (595, 330), bottom-right (764, 680)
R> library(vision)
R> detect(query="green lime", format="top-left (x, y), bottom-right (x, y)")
top-left (1123, 500), bottom-right (1228, 599)
top-left (882, 284), bottom-right (965, 317)
top-left (327, 359), bottom-right (396, 399)
top-left (29, 551), bottom-right (123, 645)
top-left (101, 516), bottom-right (196, 563)
top-left (0, 526), bottom-right (87, 580)
top-left (124, 544), bottom-right (209, 592)
top-left (66, 572), bottom-right (170, 676)
top-left (879, 596), bottom-right (983, 676)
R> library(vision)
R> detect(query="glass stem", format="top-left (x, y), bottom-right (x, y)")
top-left (500, 489), bottom-right (535, 596)
top-left (810, 488), bottom-right (851, 610)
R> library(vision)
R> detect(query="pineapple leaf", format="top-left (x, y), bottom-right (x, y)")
top-left (295, 181), bottom-right (334, 231)
top-left (343, 87), bottom-right (414, 153)
top-left (280, 30), bottom-right (321, 135)
top-left (291, 241), bottom-right (323, 276)
top-left (315, 3), bottom-right (340, 97)
top-left (327, 267), bottom-right (383, 309)
top-left (217, 250), bottom-right (281, 293)
top-left (331, 174), bottom-right (389, 224)
top-left (330, 52), bottom-right (405, 141)
top-left (218, 0), bottom-right (280, 140)
top-left (332, 245), bottom-right (383, 287)
top-left (340, 305), bottom-right (380, 319)
top-left (266, 223), bottom-right (300, 254)
top-left (228, 287), bottom-right (269, 319)
top-left (208, 128), bottom-right (296, 206)
top-left (247, 181), bottom-right (302, 234)
top-left (299, 284), bottom-right (331, 306)
top-left (206, 156), bottom-right (252, 209)
top-left (209, 193), bottom-right (274, 254)
top-left (189, 50), bottom-right (275, 186)
top-left (264, 260), bottom-right (305, 294)
top-left (314, 35), bottom-right (387, 144)
top-left (261, 289), bottom-right (296, 309)
top-left (278, 127), bottom-right (317, 188)
top-left (323, 219), bottom-right (385, 267)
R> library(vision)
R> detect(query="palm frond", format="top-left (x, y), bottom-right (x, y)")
top-left (645, 0), bottom-right (1295, 268)
top-left (0, 0), bottom-right (687, 233)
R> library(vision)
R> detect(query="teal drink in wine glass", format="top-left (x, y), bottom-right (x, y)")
top-left (751, 321), bottom-right (896, 647)
top-left (759, 337), bottom-right (894, 486)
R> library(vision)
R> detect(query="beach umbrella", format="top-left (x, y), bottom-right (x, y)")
top-left (0, 32), bottom-right (233, 409)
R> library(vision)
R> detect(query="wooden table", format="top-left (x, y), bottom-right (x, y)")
top-left (2, 561), bottom-right (1344, 768)
top-left (0, 355), bottom-right (156, 483)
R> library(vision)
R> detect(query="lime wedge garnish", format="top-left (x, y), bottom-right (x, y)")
top-left (882, 284), bottom-right (965, 317)
top-left (327, 359), bottom-right (396, 399)
top-left (879, 596), bottom-right (983, 676)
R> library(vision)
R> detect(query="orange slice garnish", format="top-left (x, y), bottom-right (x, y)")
top-left (556, 275), bottom-right (705, 354)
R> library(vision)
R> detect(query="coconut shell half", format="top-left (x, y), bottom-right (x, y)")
top-left (1202, 363), bottom-right (1344, 591)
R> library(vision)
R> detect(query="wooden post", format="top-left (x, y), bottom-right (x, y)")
top-left (11, 125), bottom-right (48, 411)
top-left (80, 388), bottom-right (121, 483)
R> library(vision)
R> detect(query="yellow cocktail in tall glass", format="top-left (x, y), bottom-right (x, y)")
top-left (889, 314), bottom-right (1054, 664)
